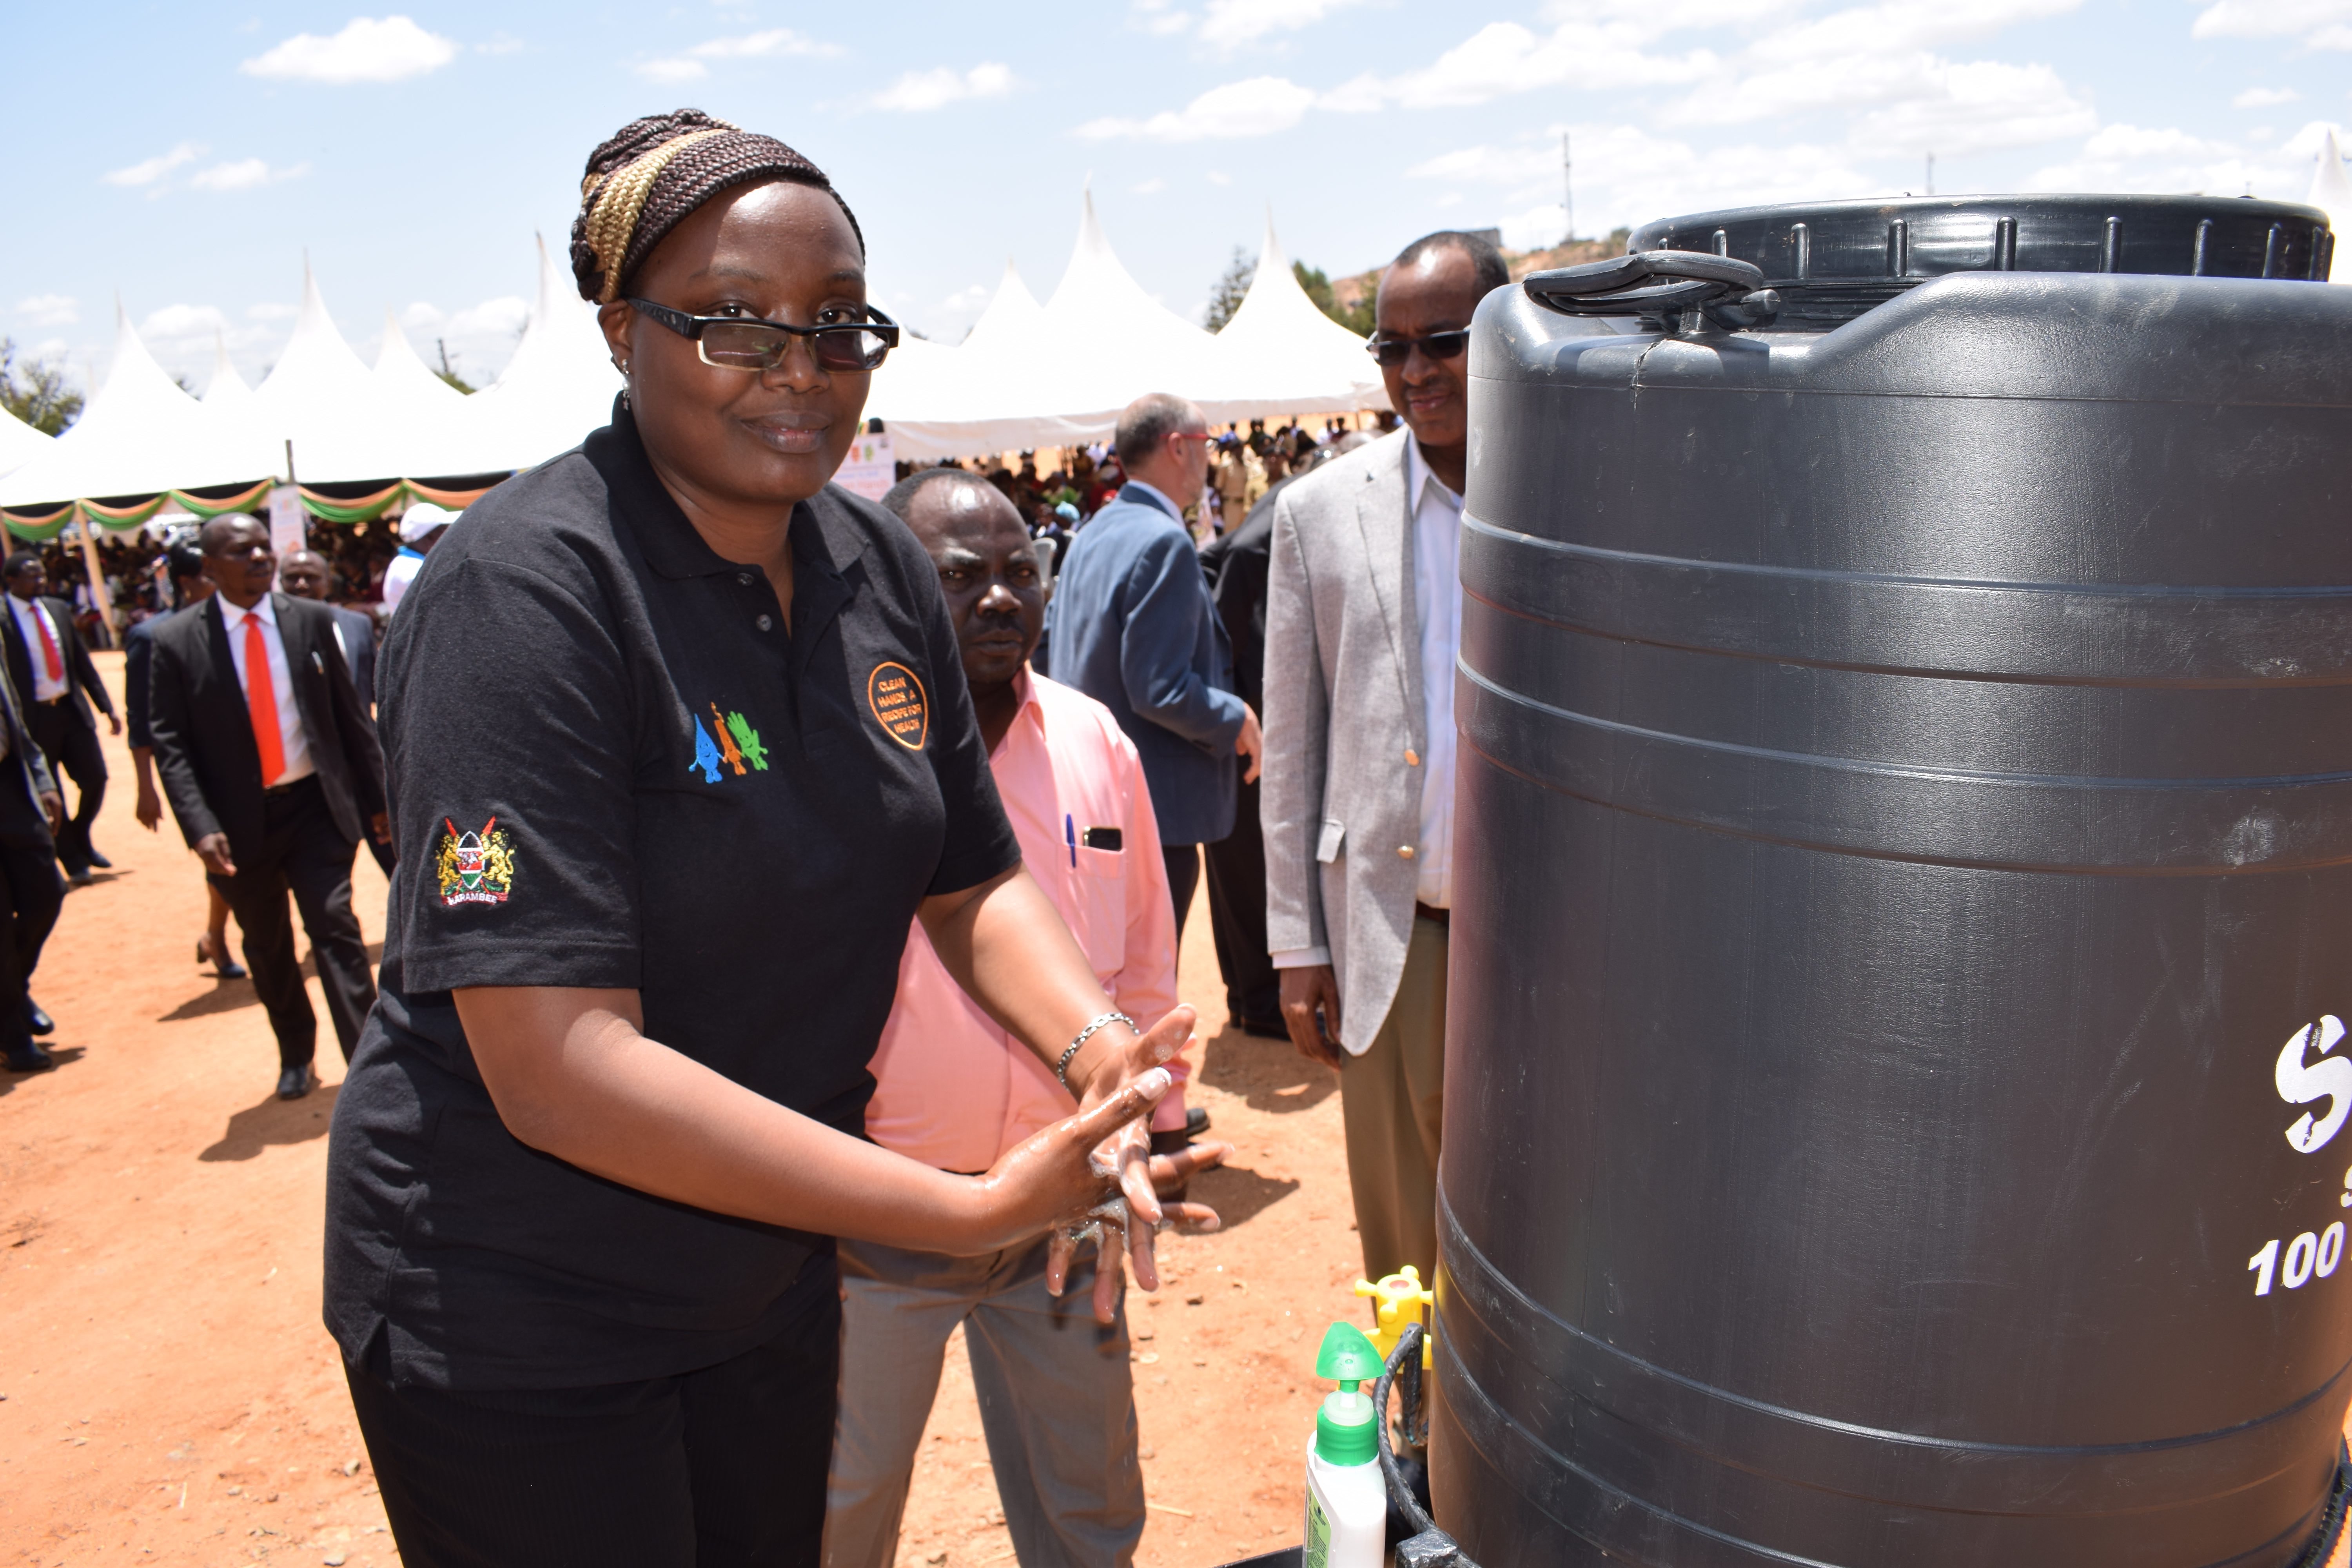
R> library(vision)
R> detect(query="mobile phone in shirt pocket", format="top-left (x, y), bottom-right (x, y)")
top-left (1067, 840), bottom-right (1127, 974)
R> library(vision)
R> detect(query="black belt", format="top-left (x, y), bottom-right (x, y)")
top-left (30, 695), bottom-right (67, 708)
top-left (264, 773), bottom-right (320, 797)
top-left (1416, 902), bottom-right (1450, 926)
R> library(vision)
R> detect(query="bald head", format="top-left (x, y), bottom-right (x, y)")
top-left (278, 550), bottom-right (332, 601)
top-left (885, 469), bottom-right (1041, 699)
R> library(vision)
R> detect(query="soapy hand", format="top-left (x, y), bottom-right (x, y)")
top-left (1048, 1006), bottom-right (1222, 1323)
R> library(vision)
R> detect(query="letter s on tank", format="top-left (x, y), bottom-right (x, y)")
top-left (2276, 1014), bottom-right (2352, 1154)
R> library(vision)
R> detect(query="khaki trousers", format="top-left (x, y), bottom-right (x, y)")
top-left (1339, 913), bottom-right (1447, 1285)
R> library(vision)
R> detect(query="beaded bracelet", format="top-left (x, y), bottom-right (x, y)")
top-left (1056, 1011), bottom-right (1138, 1091)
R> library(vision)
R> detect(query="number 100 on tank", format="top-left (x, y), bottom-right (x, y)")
top-left (2252, 1014), bottom-right (2352, 1296)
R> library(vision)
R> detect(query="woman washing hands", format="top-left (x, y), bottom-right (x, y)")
top-left (323, 111), bottom-right (1215, 1568)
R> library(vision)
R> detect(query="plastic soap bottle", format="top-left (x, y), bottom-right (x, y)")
top-left (1303, 1321), bottom-right (1388, 1568)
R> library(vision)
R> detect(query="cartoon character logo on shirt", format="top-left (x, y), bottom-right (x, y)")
top-left (689, 703), bottom-right (771, 782)
top-left (436, 817), bottom-right (515, 907)
top-left (866, 662), bottom-right (928, 751)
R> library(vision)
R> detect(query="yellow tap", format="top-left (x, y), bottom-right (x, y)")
top-left (1352, 1266), bottom-right (1435, 1368)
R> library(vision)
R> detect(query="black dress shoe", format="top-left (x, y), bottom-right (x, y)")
top-left (66, 869), bottom-right (91, 887)
top-left (277, 1063), bottom-right (317, 1100)
top-left (5, 1043), bottom-right (53, 1073)
top-left (26, 1000), bottom-right (53, 1036)
top-left (1185, 1105), bottom-right (1210, 1138)
top-left (1239, 1015), bottom-right (1290, 1040)
top-left (85, 849), bottom-right (111, 869)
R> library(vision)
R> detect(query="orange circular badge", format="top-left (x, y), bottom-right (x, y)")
top-left (867, 661), bottom-right (929, 750)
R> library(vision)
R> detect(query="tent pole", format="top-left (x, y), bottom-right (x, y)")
top-left (73, 514), bottom-right (117, 651)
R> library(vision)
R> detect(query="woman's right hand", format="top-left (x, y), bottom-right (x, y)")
top-left (965, 1059), bottom-right (1218, 1323)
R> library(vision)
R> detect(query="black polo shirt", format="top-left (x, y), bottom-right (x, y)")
top-left (323, 401), bottom-right (1019, 1391)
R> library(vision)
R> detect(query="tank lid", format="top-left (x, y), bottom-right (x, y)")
top-left (1623, 194), bottom-right (2334, 328)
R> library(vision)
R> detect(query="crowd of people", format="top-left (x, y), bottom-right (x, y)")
top-left (7, 103), bottom-right (1499, 1568)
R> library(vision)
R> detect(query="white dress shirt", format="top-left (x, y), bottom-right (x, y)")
top-left (1405, 437), bottom-right (1463, 910)
top-left (218, 596), bottom-right (314, 785)
top-left (9, 594), bottom-right (67, 703)
top-left (1271, 436), bottom-right (1465, 970)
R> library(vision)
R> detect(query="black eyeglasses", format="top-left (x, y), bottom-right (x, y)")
top-left (626, 298), bottom-right (900, 373)
top-left (1366, 329), bottom-right (1470, 368)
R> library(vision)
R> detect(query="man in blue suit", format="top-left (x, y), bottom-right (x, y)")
top-left (1042, 392), bottom-right (1262, 940)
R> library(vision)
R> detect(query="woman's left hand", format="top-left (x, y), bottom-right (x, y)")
top-left (1051, 1005), bottom-right (1221, 1322)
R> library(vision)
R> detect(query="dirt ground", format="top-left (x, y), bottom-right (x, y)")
top-left (0, 652), bottom-right (1358, 1568)
top-left (5, 653), bottom-right (2348, 1568)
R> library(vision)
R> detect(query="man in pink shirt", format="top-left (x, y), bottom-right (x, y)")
top-left (824, 470), bottom-right (1225, 1568)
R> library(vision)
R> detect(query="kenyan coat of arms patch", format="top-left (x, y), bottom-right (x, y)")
top-left (436, 817), bottom-right (515, 907)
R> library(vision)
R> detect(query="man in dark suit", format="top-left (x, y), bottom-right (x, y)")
top-left (150, 515), bottom-right (390, 1100)
top-left (1040, 392), bottom-right (1262, 939)
top-left (2, 552), bottom-right (120, 884)
top-left (276, 550), bottom-right (379, 711)
top-left (129, 543), bottom-right (245, 981)
top-left (0, 657), bottom-right (64, 1073)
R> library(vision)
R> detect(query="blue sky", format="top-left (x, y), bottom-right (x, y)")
top-left (4, 2), bottom-right (2346, 394)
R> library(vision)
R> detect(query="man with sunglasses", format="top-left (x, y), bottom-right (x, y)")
top-left (1260, 229), bottom-right (1507, 1289)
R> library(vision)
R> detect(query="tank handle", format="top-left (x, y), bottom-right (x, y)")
top-left (1524, 250), bottom-right (1780, 329)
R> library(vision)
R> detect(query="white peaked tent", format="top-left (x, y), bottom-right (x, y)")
top-left (870, 257), bottom-right (1125, 458)
top-left (0, 303), bottom-right (277, 507)
top-left (246, 263), bottom-right (398, 483)
top-left (2308, 129), bottom-right (2352, 283)
top-left (376, 308), bottom-right (469, 420)
top-left (1037, 190), bottom-right (1221, 415)
top-left (1198, 212), bottom-right (1388, 421)
top-left (0, 407), bottom-right (51, 481)
top-left (865, 198), bottom-right (1381, 459)
top-left (202, 330), bottom-right (253, 411)
top-left (467, 236), bottom-right (626, 473)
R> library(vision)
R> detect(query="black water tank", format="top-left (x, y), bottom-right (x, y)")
top-left (1434, 194), bottom-right (2352, 1566)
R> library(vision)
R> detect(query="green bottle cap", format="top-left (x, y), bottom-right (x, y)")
top-left (1312, 1321), bottom-right (1383, 1466)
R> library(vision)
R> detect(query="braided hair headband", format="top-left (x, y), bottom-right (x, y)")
top-left (579, 128), bottom-right (737, 305)
top-left (569, 110), bottom-right (867, 306)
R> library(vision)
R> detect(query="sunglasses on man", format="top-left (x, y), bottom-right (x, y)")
top-left (628, 298), bottom-right (900, 373)
top-left (1366, 328), bottom-right (1470, 368)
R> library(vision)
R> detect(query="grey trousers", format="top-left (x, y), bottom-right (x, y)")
top-left (1340, 913), bottom-right (1448, 1286)
top-left (821, 1236), bottom-right (1144, 1568)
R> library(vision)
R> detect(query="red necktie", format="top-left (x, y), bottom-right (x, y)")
top-left (244, 614), bottom-right (285, 786)
top-left (32, 607), bottom-right (60, 684)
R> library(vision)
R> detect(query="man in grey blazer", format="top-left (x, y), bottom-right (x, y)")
top-left (1042, 393), bottom-right (1263, 937)
top-left (1261, 230), bottom-right (1508, 1285)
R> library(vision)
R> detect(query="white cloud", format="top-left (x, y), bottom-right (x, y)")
top-left (1842, 59), bottom-right (2096, 154)
top-left (940, 283), bottom-right (991, 314)
top-left (1322, 21), bottom-right (1717, 111)
top-left (2022, 120), bottom-right (2339, 194)
top-left (1077, 75), bottom-right (1318, 140)
top-left (15, 295), bottom-right (78, 327)
top-left (1198, 0), bottom-right (1370, 49)
top-left (446, 297), bottom-right (530, 338)
top-left (247, 302), bottom-right (299, 321)
top-left (2194, 0), bottom-right (2352, 48)
top-left (2236, 85), bottom-right (2301, 108)
top-left (104, 142), bottom-right (203, 188)
top-left (189, 158), bottom-right (310, 192)
top-left (476, 33), bottom-right (524, 55)
top-left (401, 301), bottom-right (446, 330)
top-left (874, 62), bottom-right (1016, 111)
top-left (1133, 176), bottom-right (1169, 193)
top-left (142, 303), bottom-right (232, 341)
top-left (1408, 123), bottom-right (1881, 239)
top-left (1205, 169), bottom-right (1232, 184)
top-left (639, 27), bottom-right (840, 80)
top-left (1132, 0), bottom-right (1194, 34)
top-left (240, 15), bottom-right (459, 83)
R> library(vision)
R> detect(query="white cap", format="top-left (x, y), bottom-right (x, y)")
top-left (400, 503), bottom-right (457, 544)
